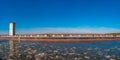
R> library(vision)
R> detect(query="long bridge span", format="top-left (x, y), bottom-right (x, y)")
top-left (1, 34), bottom-right (120, 42)
top-left (0, 22), bottom-right (120, 42)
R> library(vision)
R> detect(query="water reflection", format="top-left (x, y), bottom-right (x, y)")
top-left (0, 40), bottom-right (120, 60)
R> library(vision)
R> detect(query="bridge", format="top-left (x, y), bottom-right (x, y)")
top-left (1, 22), bottom-right (120, 58)
top-left (0, 22), bottom-right (120, 43)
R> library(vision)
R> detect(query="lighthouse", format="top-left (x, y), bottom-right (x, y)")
top-left (9, 22), bottom-right (15, 36)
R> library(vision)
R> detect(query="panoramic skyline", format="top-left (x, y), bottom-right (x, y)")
top-left (0, 0), bottom-right (120, 34)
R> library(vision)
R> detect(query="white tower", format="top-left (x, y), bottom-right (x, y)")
top-left (9, 22), bottom-right (15, 36)
top-left (9, 22), bottom-right (16, 58)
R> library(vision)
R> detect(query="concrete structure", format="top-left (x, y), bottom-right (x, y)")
top-left (9, 22), bottom-right (15, 36)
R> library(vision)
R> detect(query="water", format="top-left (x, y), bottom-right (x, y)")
top-left (0, 40), bottom-right (120, 60)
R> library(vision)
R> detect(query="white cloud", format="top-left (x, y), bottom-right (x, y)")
top-left (16, 27), bottom-right (120, 34)
top-left (0, 27), bottom-right (120, 35)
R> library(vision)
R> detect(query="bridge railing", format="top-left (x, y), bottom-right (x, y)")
top-left (1, 34), bottom-right (120, 38)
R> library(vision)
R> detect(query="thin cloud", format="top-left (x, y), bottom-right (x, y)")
top-left (0, 31), bottom-right (8, 35)
top-left (16, 27), bottom-right (120, 34)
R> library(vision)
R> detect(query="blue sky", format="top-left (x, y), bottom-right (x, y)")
top-left (0, 0), bottom-right (120, 34)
